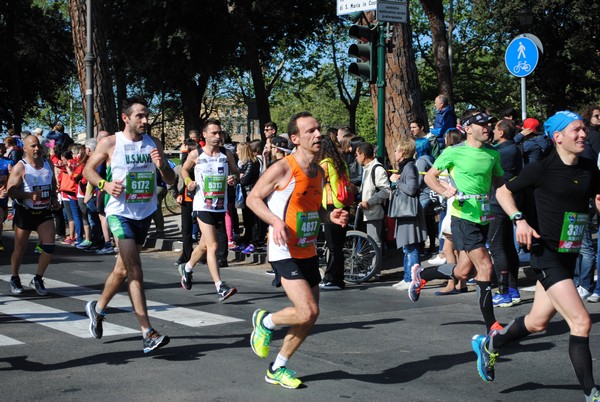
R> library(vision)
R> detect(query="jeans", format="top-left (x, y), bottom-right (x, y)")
top-left (574, 214), bottom-right (595, 292)
top-left (403, 243), bottom-right (420, 282)
top-left (69, 199), bottom-right (83, 241)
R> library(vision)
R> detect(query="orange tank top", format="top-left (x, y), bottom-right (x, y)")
top-left (267, 155), bottom-right (324, 261)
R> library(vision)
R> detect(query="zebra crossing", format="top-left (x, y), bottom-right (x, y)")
top-left (0, 274), bottom-right (243, 346)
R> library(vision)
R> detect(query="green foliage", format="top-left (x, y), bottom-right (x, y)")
top-left (0, 0), bottom-right (74, 130)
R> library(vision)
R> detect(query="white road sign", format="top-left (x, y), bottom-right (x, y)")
top-left (376, 1), bottom-right (407, 23)
top-left (337, 0), bottom-right (377, 16)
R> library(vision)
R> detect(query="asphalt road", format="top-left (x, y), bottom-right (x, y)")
top-left (1, 228), bottom-right (599, 401)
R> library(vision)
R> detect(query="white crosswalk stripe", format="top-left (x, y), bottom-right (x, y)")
top-left (0, 274), bottom-right (243, 343)
top-left (0, 334), bottom-right (24, 346)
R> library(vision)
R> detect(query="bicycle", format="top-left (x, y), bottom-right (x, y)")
top-left (513, 61), bottom-right (531, 74)
top-left (317, 206), bottom-right (382, 284)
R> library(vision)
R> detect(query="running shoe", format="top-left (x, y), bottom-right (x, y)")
top-left (587, 293), bottom-right (600, 303)
top-left (492, 292), bottom-right (513, 308)
top-left (489, 321), bottom-right (504, 337)
top-left (251, 309), bottom-right (272, 358)
top-left (242, 244), bottom-right (255, 254)
top-left (35, 244), bottom-right (42, 254)
top-left (426, 254), bottom-right (446, 265)
top-left (408, 264), bottom-right (426, 302)
top-left (178, 264), bottom-right (193, 290)
top-left (62, 237), bottom-right (74, 245)
top-left (578, 286), bottom-right (591, 300)
top-left (509, 287), bottom-right (521, 304)
top-left (9, 276), bottom-right (23, 295)
top-left (29, 276), bottom-right (49, 296)
top-left (85, 300), bottom-right (105, 339)
top-left (588, 388), bottom-right (600, 402)
top-left (217, 282), bottom-right (237, 301)
top-left (231, 243), bottom-right (246, 252)
top-left (142, 328), bottom-right (170, 353)
top-left (76, 240), bottom-right (93, 249)
top-left (265, 364), bottom-right (302, 389)
top-left (228, 241), bottom-right (237, 250)
top-left (96, 243), bottom-right (116, 255)
top-left (471, 334), bottom-right (498, 382)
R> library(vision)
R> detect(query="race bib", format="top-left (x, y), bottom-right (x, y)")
top-left (295, 211), bottom-right (320, 248)
top-left (33, 184), bottom-right (51, 208)
top-left (125, 171), bottom-right (155, 203)
top-left (202, 175), bottom-right (226, 209)
top-left (558, 212), bottom-right (588, 253)
top-left (478, 195), bottom-right (494, 222)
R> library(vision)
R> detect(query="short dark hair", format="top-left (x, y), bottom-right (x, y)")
top-left (264, 122), bottom-right (277, 132)
top-left (410, 118), bottom-right (425, 129)
top-left (496, 119), bottom-right (516, 140)
top-left (203, 118), bottom-right (221, 131)
top-left (121, 96), bottom-right (149, 116)
top-left (501, 107), bottom-right (518, 120)
top-left (287, 112), bottom-right (313, 136)
top-left (357, 142), bottom-right (374, 158)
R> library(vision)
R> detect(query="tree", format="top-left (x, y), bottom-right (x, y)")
top-left (0, 0), bottom-right (73, 133)
top-left (69, 0), bottom-right (119, 134)
top-left (366, 9), bottom-right (427, 164)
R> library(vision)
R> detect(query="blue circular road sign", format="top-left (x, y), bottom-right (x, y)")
top-left (505, 36), bottom-right (539, 78)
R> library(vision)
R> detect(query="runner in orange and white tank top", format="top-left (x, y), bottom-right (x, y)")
top-left (246, 112), bottom-right (349, 389)
top-left (267, 154), bottom-right (324, 261)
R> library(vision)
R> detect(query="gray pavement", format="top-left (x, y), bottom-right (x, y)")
top-left (0, 213), bottom-right (598, 401)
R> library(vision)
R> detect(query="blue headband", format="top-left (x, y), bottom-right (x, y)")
top-left (543, 111), bottom-right (582, 139)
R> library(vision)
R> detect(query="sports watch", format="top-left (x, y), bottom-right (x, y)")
top-left (510, 211), bottom-right (524, 222)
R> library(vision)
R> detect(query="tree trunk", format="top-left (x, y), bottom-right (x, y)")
top-left (367, 12), bottom-right (427, 165)
top-left (420, 0), bottom-right (453, 102)
top-left (69, 0), bottom-right (118, 136)
top-left (180, 75), bottom-right (209, 135)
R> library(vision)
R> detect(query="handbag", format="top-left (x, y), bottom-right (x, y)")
top-left (388, 188), bottom-right (418, 218)
top-left (234, 183), bottom-right (245, 209)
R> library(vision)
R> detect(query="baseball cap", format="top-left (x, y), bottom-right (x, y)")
top-left (522, 118), bottom-right (540, 132)
top-left (462, 112), bottom-right (491, 126)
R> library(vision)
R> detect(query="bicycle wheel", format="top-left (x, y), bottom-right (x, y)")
top-left (343, 230), bottom-right (381, 283)
top-left (163, 189), bottom-right (181, 215)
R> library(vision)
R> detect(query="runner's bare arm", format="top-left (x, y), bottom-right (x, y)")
top-left (83, 135), bottom-right (123, 198)
top-left (247, 160), bottom-right (290, 246)
top-left (180, 149), bottom-right (198, 191)
top-left (151, 137), bottom-right (176, 185)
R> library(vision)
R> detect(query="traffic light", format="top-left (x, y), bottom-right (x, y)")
top-left (348, 24), bottom-right (376, 83)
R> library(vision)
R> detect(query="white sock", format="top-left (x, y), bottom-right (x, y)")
top-left (215, 281), bottom-right (222, 291)
top-left (263, 313), bottom-right (275, 330)
top-left (272, 353), bottom-right (288, 370)
top-left (185, 263), bottom-right (193, 272)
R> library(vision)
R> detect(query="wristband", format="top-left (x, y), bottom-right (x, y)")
top-left (98, 179), bottom-right (106, 191)
top-left (510, 211), bottom-right (524, 221)
top-left (184, 177), bottom-right (192, 186)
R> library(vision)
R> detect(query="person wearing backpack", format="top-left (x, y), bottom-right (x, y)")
top-left (357, 142), bottom-right (390, 253)
top-left (319, 129), bottom-right (354, 290)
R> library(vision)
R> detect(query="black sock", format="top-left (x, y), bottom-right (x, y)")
top-left (489, 316), bottom-right (530, 351)
top-left (569, 335), bottom-right (595, 396)
top-left (476, 281), bottom-right (496, 331)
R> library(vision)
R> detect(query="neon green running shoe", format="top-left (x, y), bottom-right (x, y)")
top-left (251, 309), bottom-right (272, 358)
top-left (265, 364), bottom-right (302, 389)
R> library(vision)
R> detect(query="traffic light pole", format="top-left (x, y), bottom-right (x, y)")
top-left (376, 23), bottom-right (386, 162)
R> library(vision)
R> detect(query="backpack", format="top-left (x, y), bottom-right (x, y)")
top-left (336, 174), bottom-right (355, 207)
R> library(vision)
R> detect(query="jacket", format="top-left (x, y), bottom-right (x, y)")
top-left (360, 159), bottom-right (391, 221)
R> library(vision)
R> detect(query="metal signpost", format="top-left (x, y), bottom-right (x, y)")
top-left (505, 35), bottom-right (541, 121)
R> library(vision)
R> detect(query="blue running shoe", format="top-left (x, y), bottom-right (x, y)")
top-left (492, 292), bottom-right (513, 307)
top-left (509, 287), bottom-right (521, 304)
top-left (471, 334), bottom-right (498, 382)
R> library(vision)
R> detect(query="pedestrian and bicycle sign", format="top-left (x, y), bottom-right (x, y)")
top-left (505, 36), bottom-right (539, 78)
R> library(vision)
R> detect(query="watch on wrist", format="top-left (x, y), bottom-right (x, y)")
top-left (510, 211), bottom-right (524, 222)
top-left (98, 179), bottom-right (106, 191)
